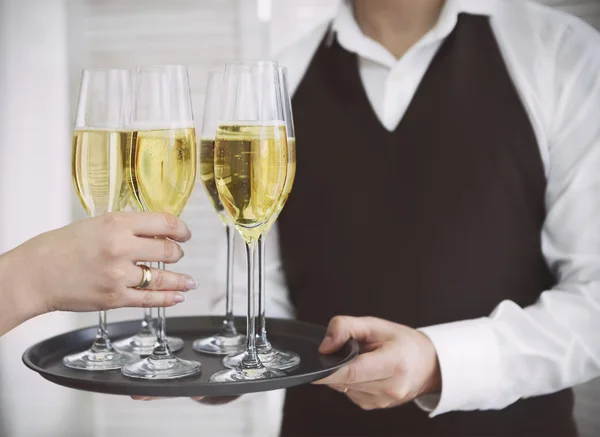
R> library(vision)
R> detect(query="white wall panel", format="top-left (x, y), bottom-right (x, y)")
top-left (0, 0), bottom-right (84, 436)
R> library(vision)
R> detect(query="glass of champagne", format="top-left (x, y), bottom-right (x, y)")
top-left (121, 65), bottom-right (201, 379)
top-left (193, 71), bottom-right (246, 355)
top-left (223, 65), bottom-right (299, 371)
top-left (63, 69), bottom-right (139, 371)
top-left (210, 61), bottom-right (288, 382)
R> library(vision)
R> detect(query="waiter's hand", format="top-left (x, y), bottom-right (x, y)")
top-left (130, 396), bottom-right (240, 404)
top-left (313, 316), bottom-right (441, 410)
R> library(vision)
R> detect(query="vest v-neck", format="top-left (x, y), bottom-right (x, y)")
top-left (345, 31), bottom-right (452, 136)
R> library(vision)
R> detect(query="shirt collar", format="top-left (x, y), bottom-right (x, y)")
top-left (329, 0), bottom-right (493, 67)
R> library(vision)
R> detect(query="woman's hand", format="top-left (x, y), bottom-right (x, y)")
top-left (0, 212), bottom-right (198, 335)
top-left (313, 316), bottom-right (441, 410)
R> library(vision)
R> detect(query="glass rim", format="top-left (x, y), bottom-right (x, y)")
top-left (135, 64), bottom-right (189, 71)
top-left (225, 60), bottom-right (279, 69)
top-left (81, 68), bottom-right (131, 74)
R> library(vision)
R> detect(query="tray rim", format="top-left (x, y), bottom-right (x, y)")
top-left (22, 316), bottom-right (359, 397)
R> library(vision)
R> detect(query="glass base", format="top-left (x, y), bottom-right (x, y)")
top-left (210, 366), bottom-right (285, 382)
top-left (121, 355), bottom-right (202, 380)
top-left (113, 335), bottom-right (183, 356)
top-left (63, 347), bottom-right (139, 371)
top-left (223, 346), bottom-right (300, 371)
top-left (193, 334), bottom-right (246, 356)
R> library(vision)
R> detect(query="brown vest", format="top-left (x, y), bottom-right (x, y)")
top-left (277, 14), bottom-right (576, 437)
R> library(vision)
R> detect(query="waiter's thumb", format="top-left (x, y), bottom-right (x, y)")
top-left (319, 316), bottom-right (383, 354)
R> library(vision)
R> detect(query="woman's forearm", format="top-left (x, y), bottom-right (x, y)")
top-left (0, 247), bottom-right (45, 336)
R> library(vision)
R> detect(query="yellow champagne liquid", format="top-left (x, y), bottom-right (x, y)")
top-left (72, 129), bottom-right (131, 216)
top-left (264, 137), bottom-right (296, 233)
top-left (214, 124), bottom-right (288, 242)
top-left (129, 128), bottom-right (197, 216)
top-left (199, 137), bottom-right (227, 223)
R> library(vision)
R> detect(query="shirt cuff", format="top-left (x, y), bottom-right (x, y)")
top-left (415, 318), bottom-right (502, 417)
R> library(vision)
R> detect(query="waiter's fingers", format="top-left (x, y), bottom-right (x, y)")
top-left (131, 396), bottom-right (205, 401)
top-left (313, 349), bottom-right (393, 386)
top-left (126, 264), bottom-right (198, 291)
top-left (319, 316), bottom-right (396, 354)
top-left (130, 396), bottom-right (185, 401)
top-left (334, 377), bottom-right (408, 401)
top-left (344, 390), bottom-right (394, 411)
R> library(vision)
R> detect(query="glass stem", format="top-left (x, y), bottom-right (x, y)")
top-left (140, 308), bottom-right (155, 336)
top-left (152, 261), bottom-right (171, 359)
top-left (256, 233), bottom-right (272, 351)
top-left (140, 262), bottom-right (155, 336)
top-left (240, 241), bottom-right (262, 369)
top-left (91, 311), bottom-right (112, 352)
top-left (220, 224), bottom-right (238, 337)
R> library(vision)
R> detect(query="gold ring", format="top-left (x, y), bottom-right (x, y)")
top-left (137, 264), bottom-right (152, 289)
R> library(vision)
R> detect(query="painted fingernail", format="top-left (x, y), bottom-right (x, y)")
top-left (185, 277), bottom-right (199, 290)
top-left (174, 293), bottom-right (186, 303)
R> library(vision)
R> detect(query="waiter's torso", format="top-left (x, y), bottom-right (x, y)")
top-left (277, 13), bottom-right (576, 437)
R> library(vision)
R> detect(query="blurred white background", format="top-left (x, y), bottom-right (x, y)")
top-left (0, 1), bottom-right (599, 436)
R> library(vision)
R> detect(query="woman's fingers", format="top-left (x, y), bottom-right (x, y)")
top-left (129, 237), bottom-right (185, 264)
top-left (126, 265), bottom-right (198, 291)
top-left (121, 289), bottom-right (186, 308)
top-left (113, 212), bottom-right (192, 242)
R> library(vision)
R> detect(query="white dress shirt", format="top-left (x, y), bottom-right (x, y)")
top-left (214, 0), bottom-right (600, 418)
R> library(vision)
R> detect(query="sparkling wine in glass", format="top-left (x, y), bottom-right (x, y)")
top-left (121, 65), bottom-right (201, 380)
top-left (63, 69), bottom-right (139, 371)
top-left (222, 65), bottom-right (299, 371)
top-left (193, 71), bottom-right (246, 356)
top-left (210, 61), bottom-right (288, 382)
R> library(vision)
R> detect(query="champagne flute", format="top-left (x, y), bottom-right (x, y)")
top-left (63, 69), bottom-right (139, 371)
top-left (223, 66), bottom-right (299, 371)
top-left (210, 61), bottom-right (288, 382)
top-left (193, 71), bottom-right (245, 355)
top-left (121, 65), bottom-right (201, 379)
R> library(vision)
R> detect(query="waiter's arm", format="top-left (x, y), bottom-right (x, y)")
top-left (416, 21), bottom-right (600, 416)
top-left (316, 21), bottom-right (600, 414)
top-left (422, 22), bottom-right (600, 415)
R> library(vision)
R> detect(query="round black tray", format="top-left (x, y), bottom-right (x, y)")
top-left (22, 316), bottom-right (358, 397)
